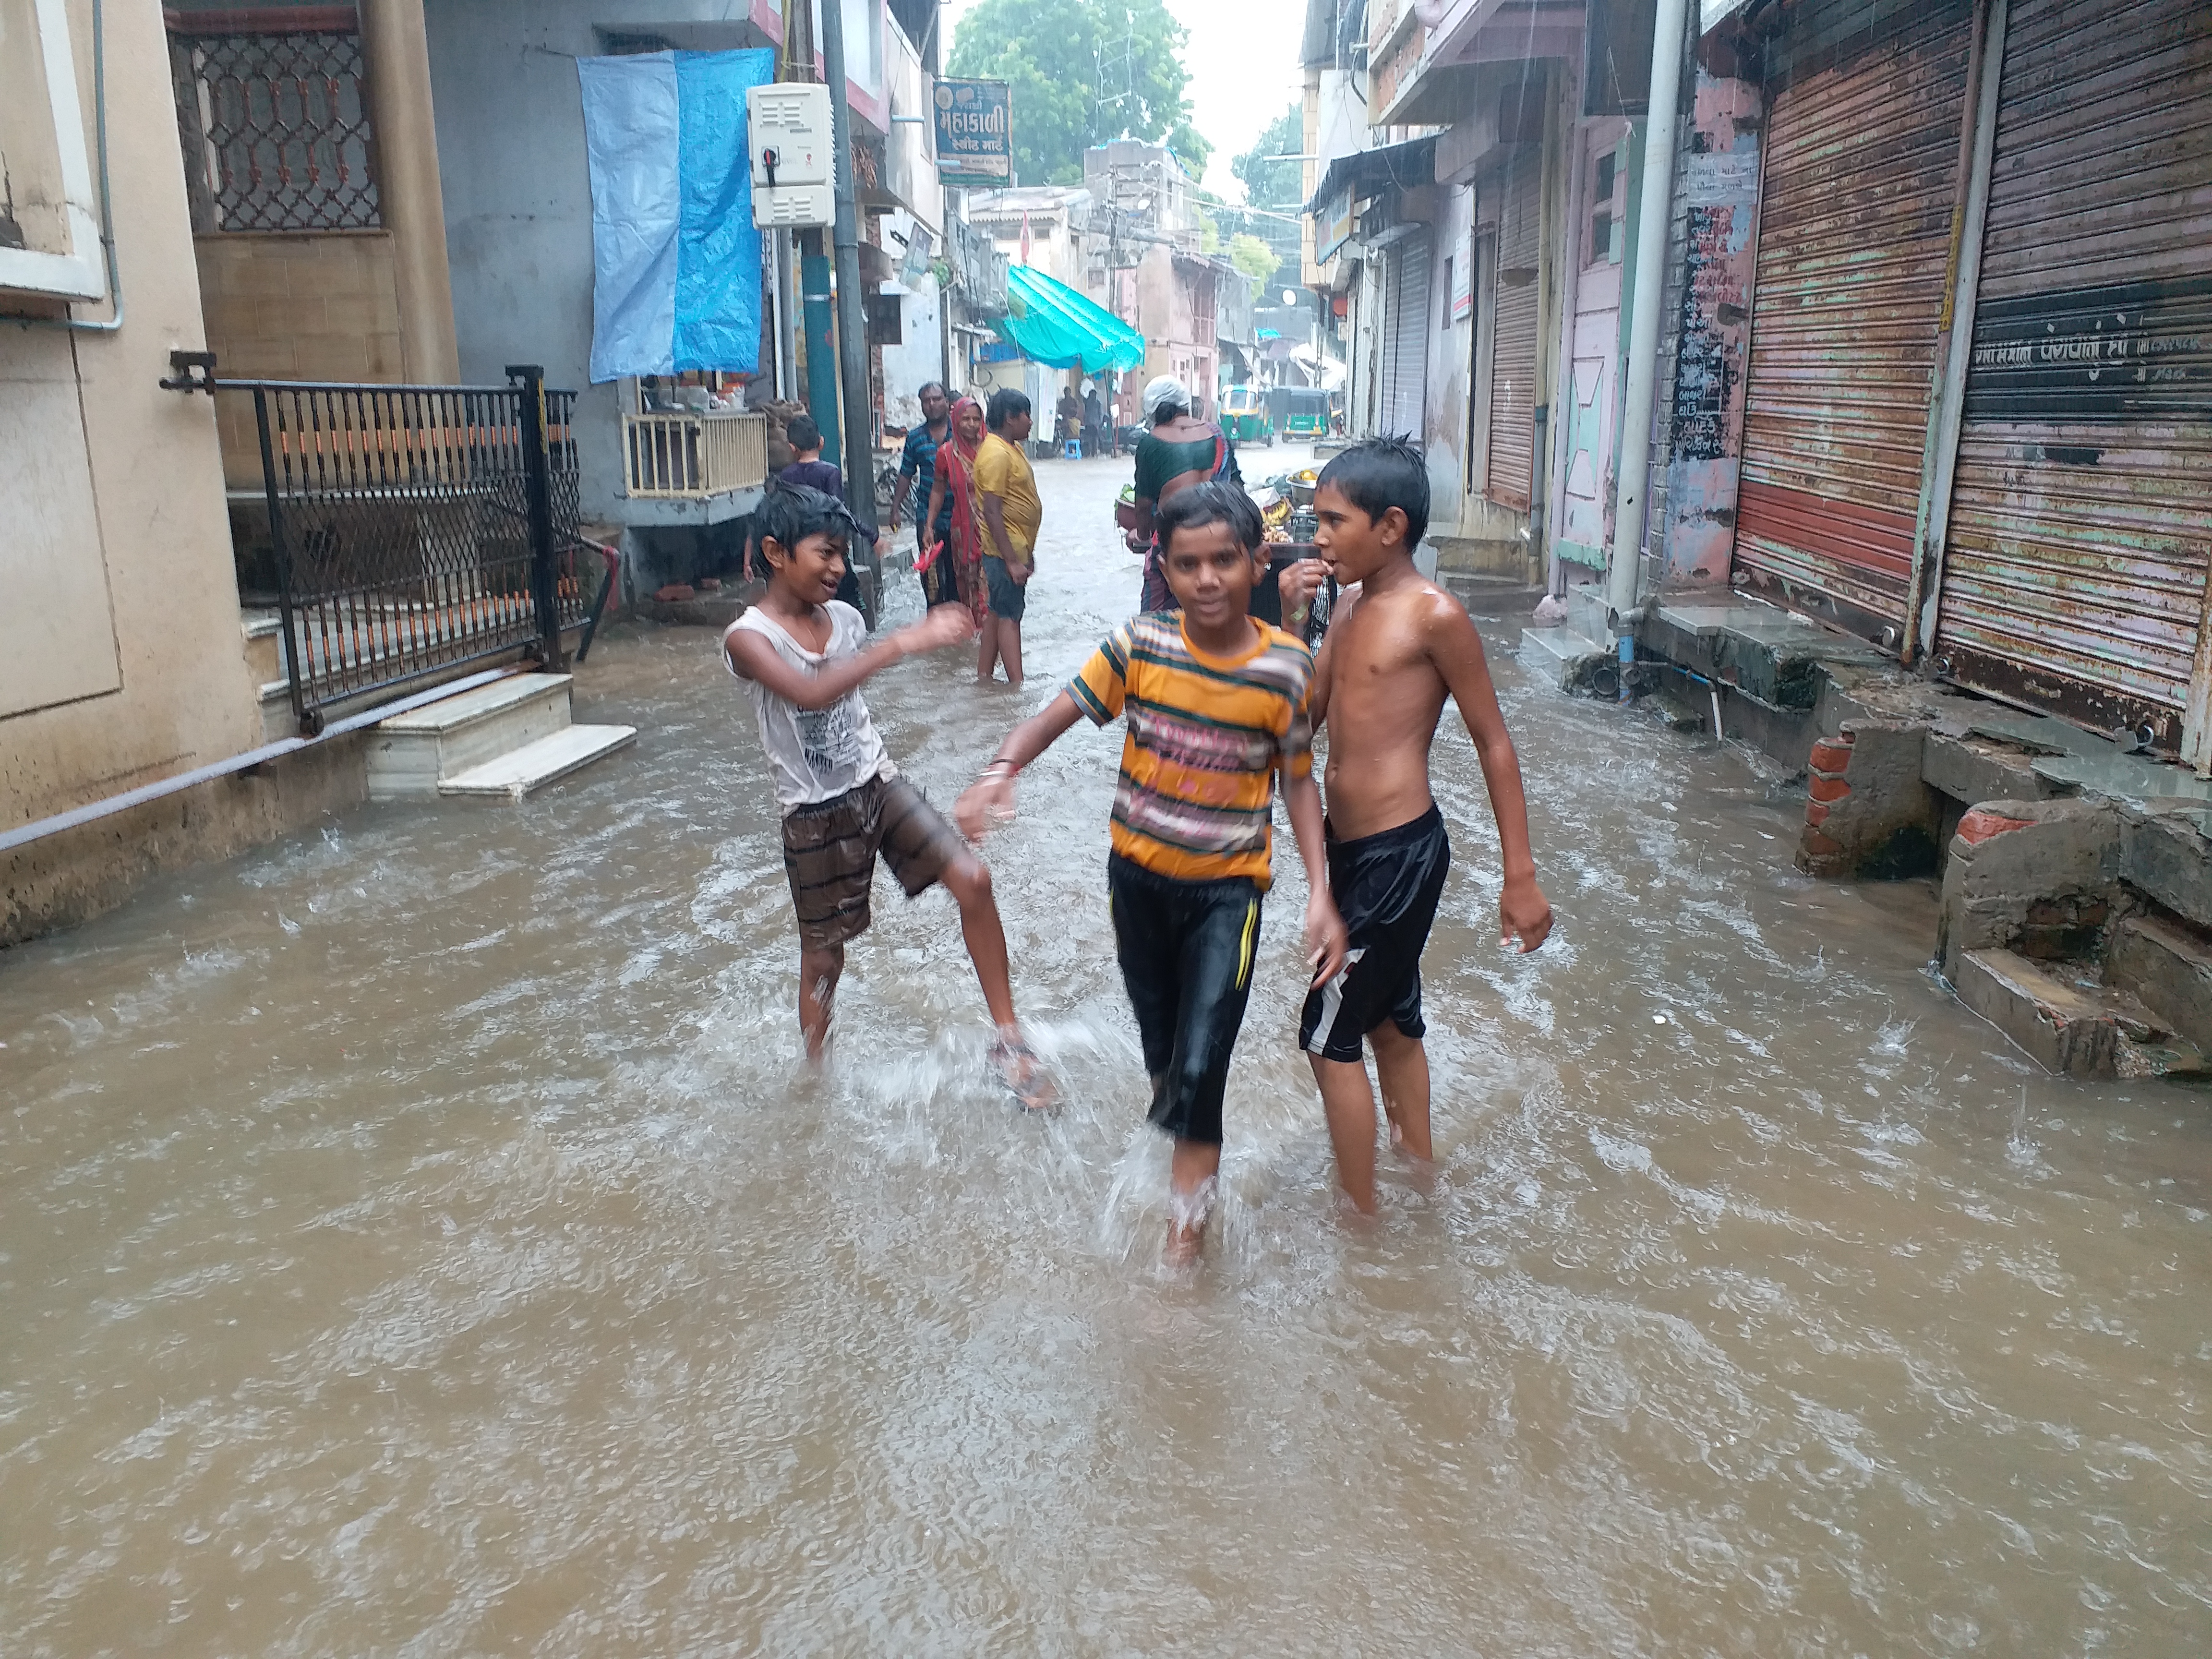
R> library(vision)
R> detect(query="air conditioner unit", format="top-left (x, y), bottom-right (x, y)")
top-left (747, 83), bottom-right (835, 229)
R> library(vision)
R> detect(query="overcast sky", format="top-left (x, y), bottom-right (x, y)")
top-left (938, 0), bottom-right (1305, 200)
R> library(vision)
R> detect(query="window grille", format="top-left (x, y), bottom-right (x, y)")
top-left (169, 27), bottom-right (381, 232)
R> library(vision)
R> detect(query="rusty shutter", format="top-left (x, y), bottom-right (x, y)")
top-left (1487, 148), bottom-right (1542, 510)
top-left (1733, 0), bottom-right (1974, 640)
top-left (1379, 231), bottom-right (1432, 440)
top-left (1932, 0), bottom-right (2212, 753)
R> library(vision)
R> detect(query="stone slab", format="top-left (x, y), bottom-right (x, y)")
top-left (1954, 947), bottom-right (2202, 1080)
top-left (2031, 751), bottom-right (2212, 805)
top-left (438, 724), bottom-right (638, 801)
top-left (1518, 625), bottom-right (1611, 691)
top-left (376, 673), bottom-right (573, 735)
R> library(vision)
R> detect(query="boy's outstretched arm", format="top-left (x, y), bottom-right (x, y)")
top-left (1426, 600), bottom-right (1554, 952)
top-left (724, 604), bottom-right (973, 711)
top-left (1281, 769), bottom-right (1349, 986)
top-left (954, 691), bottom-right (1086, 839)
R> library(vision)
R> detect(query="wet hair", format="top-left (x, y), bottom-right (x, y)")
top-left (753, 481), bottom-right (859, 568)
top-left (1315, 434), bottom-right (1429, 550)
top-left (785, 412), bottom-right (823, 452)
top-left (1156, 481), bottom-right (1265, 561)
top-left (918, 381), bottom-right (947, 402)
top-left (986, 388), bottom-right (1031, 431)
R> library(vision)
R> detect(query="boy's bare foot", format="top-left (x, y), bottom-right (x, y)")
top-left (1163, 1175), bottom-right (1215, 1269)
top-left (987, 1034), bottom-right (1055, 1112)
top-left (1163, 1219), bottom-right (1203, 1269)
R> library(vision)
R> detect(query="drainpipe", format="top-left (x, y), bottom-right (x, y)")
top-left (13, 0), bottom-right (123, 336)
top-left (818, 0), bottom-right (883, 598)
top-left (1604, 0), bottom-right (1690, 623)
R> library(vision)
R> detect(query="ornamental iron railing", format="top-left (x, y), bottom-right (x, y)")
top-left (164, 355), bottom-right (597, 734)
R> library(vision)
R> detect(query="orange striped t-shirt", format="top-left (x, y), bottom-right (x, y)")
top-left (1067, 613), bottom-right (1314, 889)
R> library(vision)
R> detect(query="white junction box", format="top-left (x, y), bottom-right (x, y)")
top-left (747, 82), bottom-right (835, 228)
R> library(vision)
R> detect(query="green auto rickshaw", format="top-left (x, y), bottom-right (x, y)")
top-left (1221, 385), bottom-right (1272, 446)
top-left (1269, 385), bottom-right (1331, 441)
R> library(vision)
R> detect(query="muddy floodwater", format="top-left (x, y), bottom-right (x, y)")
top-left (5, 453), bottom-right (2210, 1655)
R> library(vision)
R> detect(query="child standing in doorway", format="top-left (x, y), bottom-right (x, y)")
top-left (1282, 438), bottom-right (1554, 1214)
top-left (958, 483), bottom-right (1347, 1265)
top-left (724, 482), bottom-right (1047, 1104)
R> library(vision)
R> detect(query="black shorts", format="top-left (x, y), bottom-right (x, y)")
top-left (781, 774), bottom-right (964, 952)
top-left (1108, 854), bottom-right (1263, 1146)
top-left (983, 555), bottom-right (1027, 621)
top-left (1298, 805), bottom-right (1451, 1063)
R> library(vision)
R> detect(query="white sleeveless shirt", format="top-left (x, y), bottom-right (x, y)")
top-left (724, 601), bottom-right (893, 813)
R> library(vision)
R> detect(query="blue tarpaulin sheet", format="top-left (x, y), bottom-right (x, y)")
top-left (993, 265), bottom-right (1148, 375)
top-left (579, 48), bottom-right (774, 383)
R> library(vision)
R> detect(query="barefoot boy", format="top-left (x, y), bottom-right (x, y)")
top-left (1284, 438), bottom-right (1553, 1214)
top-left (725, 483), bottom-right (1045, 1100)
top-left (957, 483), bottom-right (1348, 1264)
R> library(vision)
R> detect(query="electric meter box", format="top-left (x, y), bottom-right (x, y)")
top-left (748, 83), bottom-right (835, 228)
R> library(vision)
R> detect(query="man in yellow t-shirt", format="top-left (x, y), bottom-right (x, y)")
top-left (974, 388), bottom-right (1042, 684)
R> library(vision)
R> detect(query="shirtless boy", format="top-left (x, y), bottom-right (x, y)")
top-left (1282, 438), bottom-right (1554, 1214)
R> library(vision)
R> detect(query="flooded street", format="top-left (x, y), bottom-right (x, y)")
top-left (5, 449), bottom-right (2210, 1655)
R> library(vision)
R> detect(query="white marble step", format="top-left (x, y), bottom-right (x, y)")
top-left (367, 674), bottom-right (573, 800)
top-left (1518, 625), bottom-right (1612, 690)
top-left (437, 723), bottom-right (637, 801)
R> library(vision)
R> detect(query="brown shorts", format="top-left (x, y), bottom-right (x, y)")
top-left (782, 772), bottom-right (964, 951)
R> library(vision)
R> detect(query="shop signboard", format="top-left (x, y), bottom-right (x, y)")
top-left (1315, 184), bottom-right (1354, 265)
top-left (934, 79), bottom-right (1011, 183)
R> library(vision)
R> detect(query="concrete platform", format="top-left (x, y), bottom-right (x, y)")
top-left (439, 723), bottom-right (637, 801)
top-left (368, 674), bottom-right (574, 801)
top-left (1518, 625), bottom-right (1612, 692)
top-left (1953, 946), bottom-right (2206, 1081)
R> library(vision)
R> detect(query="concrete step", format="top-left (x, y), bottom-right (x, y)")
top-left (1440, 572), bottom-right (1547, 616)
top-left (1563, 583), bottom-right (1611, 642)
top-left (1518, 625), bottom-right (1612, 692)
top-left (1954, 947), bottom-right (2208, 1081)
top-left (438, 723), bottom-right (637, 802)
top-left (2108, 911), bottom-right (2212, 1054)
top-left (367, 673), bottom-right (574, 801)
top-left (243, 613), bottom-right (286, 685)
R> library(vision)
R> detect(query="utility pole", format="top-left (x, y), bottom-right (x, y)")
top-left (818, 0), bottom-right (882, 616)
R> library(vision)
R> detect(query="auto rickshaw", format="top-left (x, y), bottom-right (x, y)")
top-left (1269, 385), bottom-right (1332, 442)
top-left (1221, 384), bottom-right (1272, 446)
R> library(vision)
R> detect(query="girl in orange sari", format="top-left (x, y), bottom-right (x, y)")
top-left (924, 396), bottom-right (991, 629)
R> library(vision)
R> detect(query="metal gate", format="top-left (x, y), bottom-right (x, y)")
top-left (1487, 147), bottom-right (1544, 511)
top-left (1931, 0), bottom-right (2212, 757)
top-left (1379, 232), bottom-right (1433, 441)
top-left (1734, 0), bottom-right (1974, 641)
top-left (164, 355), bottom-right (598, 734)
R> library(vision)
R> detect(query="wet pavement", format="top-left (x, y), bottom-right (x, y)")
top-left (5, 446), bottom-right (2211, 1654)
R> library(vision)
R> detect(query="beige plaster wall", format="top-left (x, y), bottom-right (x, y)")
top-left (0, 0), bottom-right (260, 832)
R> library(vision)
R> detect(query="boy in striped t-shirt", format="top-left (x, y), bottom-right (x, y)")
top-left (958, 484), bottom-right (1347, 1266)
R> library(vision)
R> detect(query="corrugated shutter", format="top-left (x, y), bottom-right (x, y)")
top-left (1487, 149), bottom-right (1542, 510)
top-left (1379, 232), bottom-right (1431, 440)
top-left (1733, 0), bottom-right (1973, 638)
top-left (1933, 0), bottom-right (2212, 752)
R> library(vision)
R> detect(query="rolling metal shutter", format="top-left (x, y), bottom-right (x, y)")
top-left (1932, 0), bottom-right (2212, 754)
top-left (1379, 231), bottom-right (1432, 441)
top-left (1733, 0), bottom-right (1974, 640)
top-left (1487, 148), bottom-right (1543, 510)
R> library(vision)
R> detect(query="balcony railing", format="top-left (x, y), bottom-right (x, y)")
top-left (622, 411), bottom-right (769, 499)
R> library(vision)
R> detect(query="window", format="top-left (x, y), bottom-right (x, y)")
top-left (169, 18), bottom-right (381, 233)
top-left (0, 0), bottom-right (107, 300)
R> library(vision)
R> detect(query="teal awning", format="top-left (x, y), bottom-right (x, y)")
top-left (991, 264), bottom-right (1148, 374)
